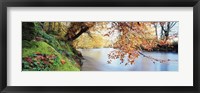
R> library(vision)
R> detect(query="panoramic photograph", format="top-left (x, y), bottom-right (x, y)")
top-left (22, 22), bottom-right (178, 71)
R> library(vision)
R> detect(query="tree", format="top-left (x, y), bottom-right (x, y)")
top-left (152, 22), bottom-right (158, 39)
top-left (64, 22), bottom-right (95, 41)
top-left (105, 22), bottom-right (159, 65)
top-left (160, 22), bottom-right (177, 41)
top-left (35, 22), bottom-right (177, 65)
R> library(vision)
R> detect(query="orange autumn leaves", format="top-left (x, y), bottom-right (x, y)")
top-left (60, 59), bottom-right (66, 65)
top-left (105, 22), bottom-right (170, 65)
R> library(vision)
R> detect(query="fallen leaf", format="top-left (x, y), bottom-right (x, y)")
top-left (61, 59), bottom-right (66, 64)
top-left (24, 57), bottom-right (33, 63)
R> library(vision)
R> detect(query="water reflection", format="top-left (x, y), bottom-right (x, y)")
top-left (78, 48), bottom-right (178, 71)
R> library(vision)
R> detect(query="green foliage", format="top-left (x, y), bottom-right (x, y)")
top-left (22, 22), bottom-right (96, 71)
top-left (22, 22), bottom-right (81, 71)
top-left (22, 41), bottom-right (80, 71)
top-left (22, 40), bottom-right (36, 48)
top-left (23, 41), bottom-right (60, 58)
top-left (34, 22), bottom-right (63, 50)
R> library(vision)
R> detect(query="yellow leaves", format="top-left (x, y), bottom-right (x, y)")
top-left (72, 33), bottom-right (106, 49)
top-left (92, 22), bottom-right (109, 31)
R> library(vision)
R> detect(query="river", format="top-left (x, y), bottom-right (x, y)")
top-left (78, 48), bottom-right (178, 71)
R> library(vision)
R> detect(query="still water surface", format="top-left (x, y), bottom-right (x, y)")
top-left (78, 48), bottom-right (178, 71)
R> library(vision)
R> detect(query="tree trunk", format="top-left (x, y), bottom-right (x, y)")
top-left (22, 22), bottom-right (35, 41)
top-left (153, 23), bottom-right (158, 39)
top-left (67, 26), bottom-right (89, 41)
top-left (54, 22), bottom-right (57, 31)
top-left (48, 22), bottom-right (53, 31)
top-left (164, 22), bottom-right (170, 41)
top-left (58, 22), bottom-right (62, 32)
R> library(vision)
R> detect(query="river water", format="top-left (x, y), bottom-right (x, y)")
top-left (78, 48), bottom-right (178, 71)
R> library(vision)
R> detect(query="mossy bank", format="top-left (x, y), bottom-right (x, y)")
top-left (22, 22), bottom-right (82, 71)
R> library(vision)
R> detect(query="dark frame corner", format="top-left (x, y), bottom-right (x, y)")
top-left (0, 0), bottom-right (200, 93)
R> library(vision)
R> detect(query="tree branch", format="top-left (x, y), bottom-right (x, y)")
top-left (169, 22), bottom-right (177, 29)
top-left (160, 25), bottom-right (167, 32)
top-left (138, 51), bottom-right (177, 63)
top-left (67, 26), bottom-right (89, 41)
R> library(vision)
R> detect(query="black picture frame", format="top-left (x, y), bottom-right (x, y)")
top-left (0, 0), bottom-right (199, 93)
